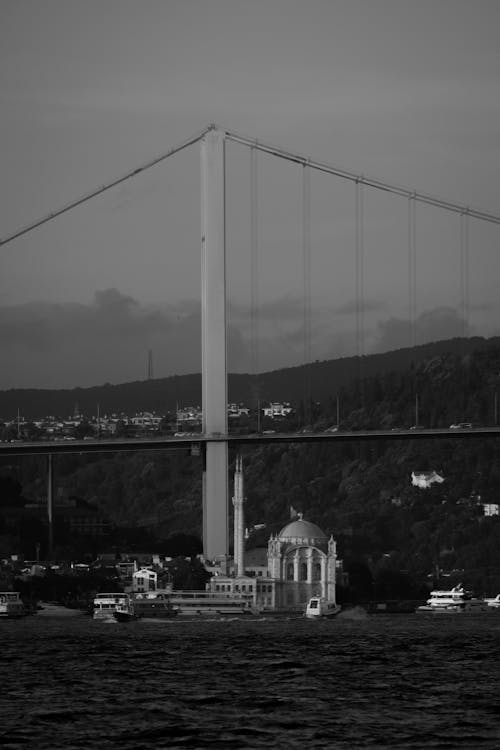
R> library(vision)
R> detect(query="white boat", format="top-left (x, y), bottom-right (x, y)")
top-left (484, 594), bottom-right (500, 609)
top-left (305, 596), bottom-right (341, 618)
top-left (93, 592), bottom-right (130, 620)
top-left (416, 584), bottom-right (489, 613)
top-left (0, 591), bottom-right (26, 618)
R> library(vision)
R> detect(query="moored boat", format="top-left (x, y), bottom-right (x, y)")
top-left (0, 591), bottom-right (26, 618)
top-left (114, 591), bottom-right (178, 622)
top-left (305, 596), bottom-right (341, 618)
top-left (416, 584), bottom-right (489, 613)
top-left (113, 603), bottom-right (143, 622)
top-left (484, 594), bottom-right (500, 609)
top-left (112, 589), bottom-right (256, 621)
top-left (169, 590), bottom-right (256, 617)
top-left (93, 592), bottom-right (130, 621)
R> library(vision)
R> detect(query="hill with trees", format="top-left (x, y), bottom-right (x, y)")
top-left (1, 335), bottom-right (499, 419)
top-left (2, 337), bottom-right (500, 599)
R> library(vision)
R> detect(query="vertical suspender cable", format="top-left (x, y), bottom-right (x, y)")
top-left (408, 194), bottom-right (417, 422)
top-left (250, 146), bottom-right (261, 429)
top-left (250, 147), bottom-right (260, 377)
top-left (408, 194), bottom-right (417, 351)
top-left (302, 163), bottom-right (312, 425)
top-left (355, 180), bottom-right (365, 358)
top-left (355, 180), bottom-right (365, 396)
top-left (460, 210), bottom-right (470, 339)
top-left (460, 209), bottom-right (470, 419)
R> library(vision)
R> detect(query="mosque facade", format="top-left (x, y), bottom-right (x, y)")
top-left (208, 456), bottom-right (341, 612)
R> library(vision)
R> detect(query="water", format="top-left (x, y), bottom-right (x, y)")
top-left (2, 610), bottom-right (500, 749)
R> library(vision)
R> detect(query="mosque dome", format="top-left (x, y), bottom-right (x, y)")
top-left (278, 516), bottom-right (328, 545)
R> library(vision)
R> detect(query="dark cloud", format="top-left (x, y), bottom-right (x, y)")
top-left (335, 299), bottom-right (387, 315)
top-left (373, 307), bottom-right (467, 353)
top-left (0, 290), bottom-right (184, 388)
top-left (0, 291), bottom-right (480, 390)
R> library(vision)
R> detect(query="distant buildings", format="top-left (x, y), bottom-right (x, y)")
top-left (262, 402), bottom-right (293, 419)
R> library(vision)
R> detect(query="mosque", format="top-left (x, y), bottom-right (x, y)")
top-left (207, 456), bottom-right (342, 612)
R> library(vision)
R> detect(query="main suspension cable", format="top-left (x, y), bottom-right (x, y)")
top-left (0, 126), bottom-right (210, 248)
top-left (225, 127), bottom-right (500, 226)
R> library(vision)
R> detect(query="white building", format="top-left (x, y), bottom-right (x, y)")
top-left (262, 402), bottom-right (293, 419)
top-left (411, 470), bottom-right (445, 489)
top-left (132, 568), bottom-right (157, 592)
top-left (483, 503), bottom-right (499, 516)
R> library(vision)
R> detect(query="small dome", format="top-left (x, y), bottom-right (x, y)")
top-left (278, 517), bottom-right (327, 543)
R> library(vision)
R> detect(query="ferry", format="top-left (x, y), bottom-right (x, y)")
top-left (305, 596), bottom-right (341, 619)
top-left (170, 590), bottom-right (256, 617)
top-left (0, 591), bottom-right (26, 618)
top-left (113, 590), bottom-right (256, 622)
top-left (93, 592), bottom-right (130, 621)
top-left (416, 584), bottom-right (489, 613)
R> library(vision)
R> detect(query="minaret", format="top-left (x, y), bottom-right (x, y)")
top-left (232, 455), bottom-right (245, 577)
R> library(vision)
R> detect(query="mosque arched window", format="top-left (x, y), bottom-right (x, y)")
top-left (299, 562), bottom-right (307, 581)
top-left (286, 562), bottom-right (294, 580)
top-left (313, 563), bottom-right (321, 580)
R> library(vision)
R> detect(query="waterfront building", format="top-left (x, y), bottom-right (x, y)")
top-left (208, 456), bottom-right (340, 612)
top-left (132, 567), bottom-right (157, 592)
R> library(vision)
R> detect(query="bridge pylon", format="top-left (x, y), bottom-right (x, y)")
top-left (201, 127), bottom-right (229, 561)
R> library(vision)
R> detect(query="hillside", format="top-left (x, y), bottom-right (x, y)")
top-left (1, 336), bottom-right (499, 419)
top-left (3, 338), bottom-right (500, 597)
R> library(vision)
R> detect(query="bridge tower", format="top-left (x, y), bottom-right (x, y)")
top-left (201, 127), bottom-right (228, 561)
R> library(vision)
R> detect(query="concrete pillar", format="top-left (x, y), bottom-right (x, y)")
top-left (47, 453), bottom-right (53, 559)
top-left (201, 127), bottom-right (228, 561)
top-left (293, 551), bottom-right (299, 581)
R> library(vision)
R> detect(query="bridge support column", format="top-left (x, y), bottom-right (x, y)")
top-left (201, 127), bottom-right (228, 561)
top-left (47, 453), bottom-right (54, 559)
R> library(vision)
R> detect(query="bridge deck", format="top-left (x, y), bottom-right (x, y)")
top-left (1, 427), bottom-right (500, 456)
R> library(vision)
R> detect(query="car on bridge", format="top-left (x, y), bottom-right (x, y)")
top-left (449, 422), bottom-right (472, 429)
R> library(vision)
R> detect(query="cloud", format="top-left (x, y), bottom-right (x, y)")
top-left (335, 299), bottom-right (387, 316)
top-left (373, 307), bottom-right (468, 353)
top-left (0, 290), bottom-right (187, 388)
top-left (0, 290), bottom-right (482, 390)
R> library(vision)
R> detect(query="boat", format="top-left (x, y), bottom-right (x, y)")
top-left (112, 589), bottom-right (256, 621)
top-left (92, 592), bottom-right (130, 621)
top-left (169, 590), bottom-right (256, 617)
top-left (113, 603), bottom-right (143, 622)
top-left (114, 591), bottom-right (178, 622)
top-left (305, 596), bottom-right (341, 618)
top-left (0, 591), bottom-right (27, 618)
top-left (484, 594), bottom-right (500, 609)
top-left (416, 584), bottom-right (489, 613)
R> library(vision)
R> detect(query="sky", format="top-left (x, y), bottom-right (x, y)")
top-left (1, 0), bottom-right (499, 390)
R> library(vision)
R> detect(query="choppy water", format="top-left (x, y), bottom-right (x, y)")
top-left (2, 610), bottom-right (500, 749)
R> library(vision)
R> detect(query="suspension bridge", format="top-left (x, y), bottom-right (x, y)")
top-left (2, 124), bottom-right (500, 560)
